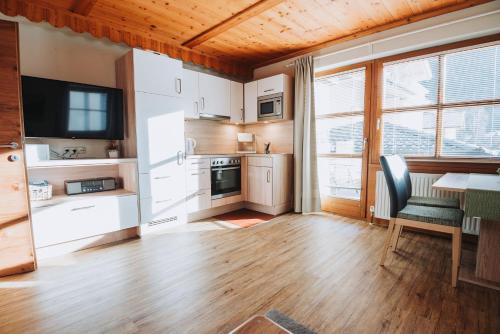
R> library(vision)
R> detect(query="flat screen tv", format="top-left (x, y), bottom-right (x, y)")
top-left (22, 76), bottom-right (124, 140)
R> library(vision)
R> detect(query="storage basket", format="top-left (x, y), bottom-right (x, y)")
top-left (29, 183), bottom-right (53, 201)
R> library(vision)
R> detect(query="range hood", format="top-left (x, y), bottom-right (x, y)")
top-left (199, 113), bottom-right (230, 121)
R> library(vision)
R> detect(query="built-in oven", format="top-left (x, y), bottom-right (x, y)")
top-left (258, 92), bottom-right (283, 121)
top-left (211, 157), bottom-right (241, 199)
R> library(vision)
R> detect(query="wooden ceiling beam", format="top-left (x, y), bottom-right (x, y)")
top-left (182, 0), bottom-right (286, 48)
top-left (253, 0), bottom-right (493, 69)
top-left (0, 0), bottom-right (252, 79)
top-left (71, 0), bottom-right (98, 16)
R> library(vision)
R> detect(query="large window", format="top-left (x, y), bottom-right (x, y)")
top-left (381, 43), bottom-right (500, 159)
top-left (315, 68), bottom-right (366, 200)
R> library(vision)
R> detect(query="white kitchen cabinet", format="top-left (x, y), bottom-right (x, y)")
top-left (257, 74), bottom-right (285, 97)
top-left (247, 165), bottom-right (273, 206)
top-left (244, 81), bottom-right (258, 123)
top-left (246, 154), bottom-right (293, 215)
top-left (135, 92), bottom-right (186, 174)
top-left (185, 157), bottom-right (211, 213)
top-left (230, 81), bottom-right (244, 123)
top-left (134, 91), bottom-right (187, 228)
top-left (32, 194), bottom-right (138, 248)
top-left (182, 68), bottom-right (200, 119)
top-left (198, 72), bottom-right (230, 117)
top-left (132, 49), bottom-right (183, 98)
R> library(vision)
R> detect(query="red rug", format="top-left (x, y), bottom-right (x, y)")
top-left (214, 209), bottom-right (275, 228)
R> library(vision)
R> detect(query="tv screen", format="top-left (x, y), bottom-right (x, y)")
top-left (22, 76), bottom-right (124, 140)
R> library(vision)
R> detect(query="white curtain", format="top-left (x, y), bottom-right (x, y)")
top-left (294, 56), bottom-right (321, 213)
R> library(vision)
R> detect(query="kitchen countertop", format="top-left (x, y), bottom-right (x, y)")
top-left (187, 153), bottom-right (292, 158)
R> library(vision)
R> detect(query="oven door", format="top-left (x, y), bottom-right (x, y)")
top-left (211, 166), bottom-right (241, 199)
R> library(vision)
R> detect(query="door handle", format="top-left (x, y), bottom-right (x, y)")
top-left (0, 142), bottom-right (18, 149)
top-left (175, 78), bottom-right (182, 94)
top-left (177, 150), bottom-right (184, 165)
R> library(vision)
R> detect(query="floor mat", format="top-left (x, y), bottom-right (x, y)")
top-left (213, 209), bottom-right (275, 228)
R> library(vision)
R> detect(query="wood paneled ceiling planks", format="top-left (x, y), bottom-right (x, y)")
top-left (0, 0), bottom-right (494, 78)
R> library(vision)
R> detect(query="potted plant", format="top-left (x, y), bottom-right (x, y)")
top-left (107, 141), bottom-right (120, 158)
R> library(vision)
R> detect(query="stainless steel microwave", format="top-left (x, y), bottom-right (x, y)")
top-left (258, 92), bottom-right (283, 120)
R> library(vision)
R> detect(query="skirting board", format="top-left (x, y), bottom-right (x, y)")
top-left (245, 201), bottom-right (292, 216)
top-left (35, 227), bottom-right (139, 259)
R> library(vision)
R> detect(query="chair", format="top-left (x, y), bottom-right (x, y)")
top-left (399, 156), bottom-right (460, 209)
top-left (379, 155), bottom-right (464, 287)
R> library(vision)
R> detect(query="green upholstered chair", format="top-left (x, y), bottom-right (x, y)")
top-left (399, 157), bottom-right (460, 209)
top-left (379, 155), bottom-right (464, 288)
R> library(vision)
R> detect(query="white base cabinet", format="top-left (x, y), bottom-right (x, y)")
top-left (32, 195), bottom-right (138, 248)
top-left (185, 157), bottom-right (211, 213)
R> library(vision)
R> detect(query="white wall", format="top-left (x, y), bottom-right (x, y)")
top-left (254, 2), bottom-right (500, 79)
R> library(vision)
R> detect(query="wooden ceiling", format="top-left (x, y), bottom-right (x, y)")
top-left (0, 0), bottom-right (493, 78)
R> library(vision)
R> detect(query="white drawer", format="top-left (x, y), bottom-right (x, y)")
top-left (139, 171), bottom-right (186, 200)
top-left (248, 156), bottom-right (273, 167)
top-left (186, 190), bottom-right (211, 213)
top-left (186, 158), bottom-right (210, 170)
top-left (32, 195), bottom-right (138, 248)
top-left (186, 168), bottom-right (211, 191)
top-left (140, 196), bottom-right (186, 228)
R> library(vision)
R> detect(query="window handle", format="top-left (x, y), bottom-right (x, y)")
top-left (363, 138), bottom-right (368, 151)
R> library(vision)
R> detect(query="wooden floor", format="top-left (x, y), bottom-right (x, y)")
top-left (1, 214), bottom-right (499, 333)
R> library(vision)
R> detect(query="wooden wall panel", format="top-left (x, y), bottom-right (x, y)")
top-left (0, 19), bottom-right (36, 277)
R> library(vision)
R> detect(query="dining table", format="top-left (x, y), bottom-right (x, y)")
top-left (433, 173), bottom-right (500, 290)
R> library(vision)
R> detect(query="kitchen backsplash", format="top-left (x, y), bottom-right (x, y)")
top-left (184, 119), bottom-right (294, 155)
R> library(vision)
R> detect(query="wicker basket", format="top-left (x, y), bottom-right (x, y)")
top-left (29, 183), bottom-right (53, 201)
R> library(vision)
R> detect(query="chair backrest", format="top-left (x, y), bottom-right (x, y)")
top-left (401, 156), bottom-right (412, 199)
top-left (380, 155), bottom-right (411, 218)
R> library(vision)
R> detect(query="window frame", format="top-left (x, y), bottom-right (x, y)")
top-left (371, 35), bottom-right (500, 165)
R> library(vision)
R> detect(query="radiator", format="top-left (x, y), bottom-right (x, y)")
top-left (374, 171), bottom-right (479, 235)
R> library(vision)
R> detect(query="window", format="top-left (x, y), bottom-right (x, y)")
top-left (381, 43), bottom-right (500, 159)
top-left (315, 68), bottom-right (366, 200)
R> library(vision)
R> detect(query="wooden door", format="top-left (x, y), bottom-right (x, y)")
top-left (198, 73), bottom-right (230, 117)
top-left (0, 20), bottom-right (36, 277)
top-left (248, 166), bottom-right (273, 206)
top-left (314, 63), bottom-right (372, 219)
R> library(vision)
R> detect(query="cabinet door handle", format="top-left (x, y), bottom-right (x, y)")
top-left (194, 101), bottom-right (199, 115)
top-left (175, 78), bottom-right (182, 94)
top-left (200, 97), bottom-right (205, 110)
top-left (154, 176), bottom-right (171, 180)
top-left (264, 89), bottom-right (274, 93)
top-left (71, 205), bottom-right (95, 211)
top-left (267, 169), bottom-right (271, 183)
top-left (191, 172), bottom-right (204, 176)
top-left (155, 198), bottom-right (172, 204)
top-left (177, 150), bottom-right (184, 165)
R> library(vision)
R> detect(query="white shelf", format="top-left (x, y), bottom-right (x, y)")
top-left (27, 158), bottom-right (137, 169)
top-left (30, 189), bottom-right (136, 209)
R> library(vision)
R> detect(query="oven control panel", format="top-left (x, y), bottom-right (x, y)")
top-left (210, 157), bottom-right (241, 167)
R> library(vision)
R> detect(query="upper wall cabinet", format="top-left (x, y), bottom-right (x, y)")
top-left (257, 74), bottom-right (285, 97)
top-left (230, 81), bottom-right (243, 123)
top-left (182, 68), bottom-right (200, 119)
top-left (133, 49), bottom-right (183, 98)
top-left (198, 72), bottom-right (230, 117)
top-left (244, 81), bottom-right (258, 124)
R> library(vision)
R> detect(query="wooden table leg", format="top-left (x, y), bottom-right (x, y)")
top-left (476, 219), bottom-right (500, 283)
